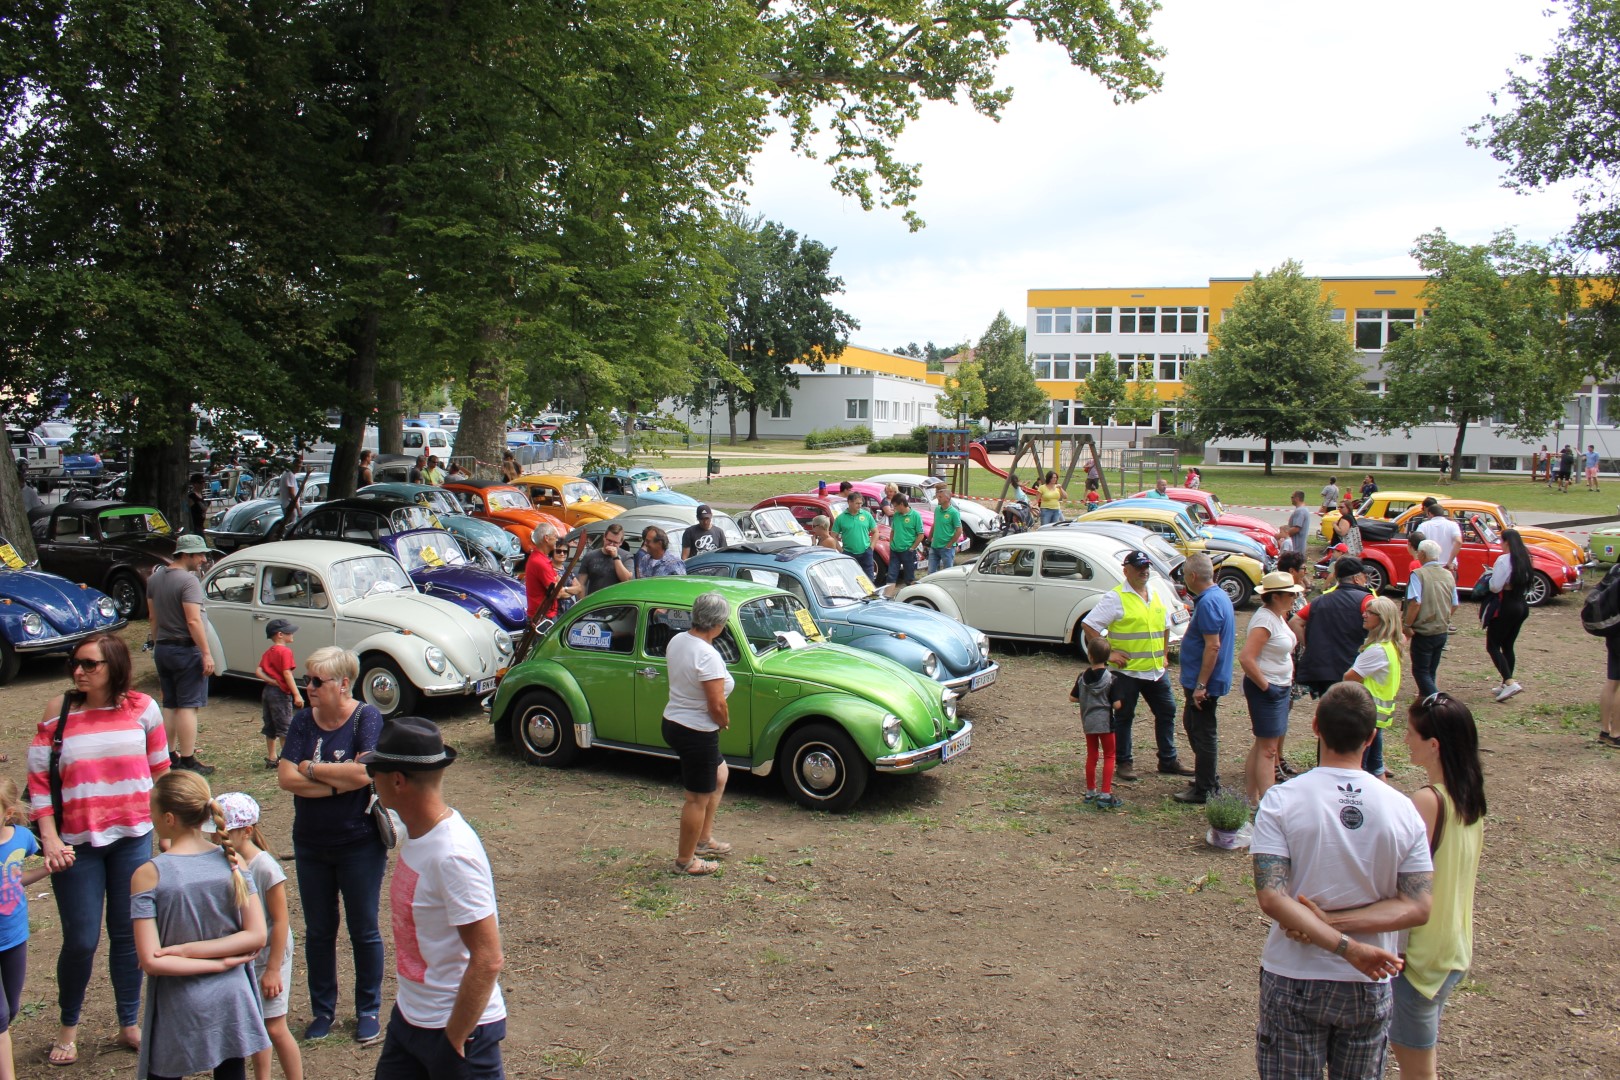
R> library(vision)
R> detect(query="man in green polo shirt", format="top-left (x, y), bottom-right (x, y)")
top-left (833, 492), bottom-right (879, 579)
top-left (927, 487), bottom-right (964, 574)
top-left (884, 492), bottom-right (924, 598)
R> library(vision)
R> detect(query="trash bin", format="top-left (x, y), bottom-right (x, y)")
top-left (707, 458), bottom-right (721, 475)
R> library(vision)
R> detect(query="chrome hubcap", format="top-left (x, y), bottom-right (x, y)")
top-left (798, 748), bottom-right (841, 793)
top-left (523, 709), bottom-right (559, 753)
top-left (365, 670), bottom-right (400, 714)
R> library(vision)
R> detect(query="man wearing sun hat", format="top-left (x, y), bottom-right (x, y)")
top-left (1081, 549), bottom-right (1194, 782)
top-left (362, 717), bottom-right (506, 1078)
top-left (146, 531), bottom-right (218, 775)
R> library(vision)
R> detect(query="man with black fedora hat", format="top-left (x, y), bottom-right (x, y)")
top-left (362, 717), bottom-right (506, 1078)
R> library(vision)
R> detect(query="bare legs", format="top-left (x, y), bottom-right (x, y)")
top-left (1245, 736), bottom-right (1283, 806)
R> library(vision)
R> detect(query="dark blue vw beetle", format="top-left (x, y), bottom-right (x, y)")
top-left (380, 528), bottom-right (528, 632)
top-left (0, 535), bottom-right (126, 684)
top-left (685, 545), bottom-right (999, 694)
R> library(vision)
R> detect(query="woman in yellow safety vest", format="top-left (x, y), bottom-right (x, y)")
top-left (1343, 596), bottom-right (1404, 780)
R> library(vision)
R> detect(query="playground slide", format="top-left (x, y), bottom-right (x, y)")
top-left (967, 442), bottom-right (1038, 496)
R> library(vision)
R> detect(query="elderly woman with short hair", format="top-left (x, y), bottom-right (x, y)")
top-left (276, 646), bottom-right (385, 1044)
top-left (664, 591), bottom-right (735, 875)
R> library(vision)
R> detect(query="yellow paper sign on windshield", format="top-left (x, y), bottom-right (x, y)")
top-left (419, 545), bottom-right (446, 567)
top-left (148, 514), bottom-right (172, 535)
top-left (0, 543), bottom-right (24, 570)
top-left (856, 574), bottom-right (876, 594)
top-left (794, 608), bottom-right (824, 641)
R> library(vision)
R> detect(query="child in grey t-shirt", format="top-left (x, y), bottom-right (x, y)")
top-left (1071, 636), bottom-right (1124, 809)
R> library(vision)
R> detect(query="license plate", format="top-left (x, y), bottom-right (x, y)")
top-left (941, 730), bottom-right (971, 762)
top-left (969, 668), bottom-right (997, 691)
top-left (475, 677), bottom-right (497, 695)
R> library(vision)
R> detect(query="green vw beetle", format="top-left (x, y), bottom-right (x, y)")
top-left (487, 577), bottom-right (970, 811)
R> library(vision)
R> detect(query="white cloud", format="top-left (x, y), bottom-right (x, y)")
top-left (742, 1), bottom-right (1583, 349)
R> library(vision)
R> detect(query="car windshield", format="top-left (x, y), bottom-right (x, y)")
top-left (329, 556), bottom-right (413, 602)
top-left (100, 508), bottom-right (171, 537)
top-left (562, 481), bottom-right (600, 503)
top-left (410, 490), bottom-right (460, 516)
top-left (807, 556), bottom-right (877, 607)
top-left (1207, 495), bottom-right (1228, 519)
top-left (1136, 531), bottom-right (1181, 565)
top-left (1182, 501), bottom-right (1210, 524)
top-left (38, 423), bottom-right (74, 441)
top-left (714, 515), bottom-right (745, 546)
top-left (737, 594), bottom-right (822, 654)
top-left (392, 531), bottom-right (469, 571)
top-left (750, 508), bottom-right (807, 539)
top-left (1499, 508), bottom-right (1516, 528)
top-left (486, 489), bottom-right (531, 511)
top-left (388, 506), bottom-right (438, 532)
top-left (1470, 515), bottom-right (1501, 545)
top-left (629, 471), bottom-right (664, 492)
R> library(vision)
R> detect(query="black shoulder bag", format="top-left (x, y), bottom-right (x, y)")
top-left (40, 692), bottom-right (81, 837)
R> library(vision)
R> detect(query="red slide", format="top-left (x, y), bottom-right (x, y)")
top-left (967, 442), bottom-right (1038, 496)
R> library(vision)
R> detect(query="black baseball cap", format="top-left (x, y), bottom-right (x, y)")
top-left (265, 618), bottom-right (299, 638)
top-left (1334, 556), bottom-right (1366, 579)
top-left (1123, 550), bottom-right (1152, 569)
top-left (696, 504), bottom-right (712, 519)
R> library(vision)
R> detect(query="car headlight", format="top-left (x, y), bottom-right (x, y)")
top-left (21, 613), bottom-right (45, 637)
top-left (424, 645), bottom-right (447, 674)
top-left (95, 597), bottom-right (117, 620)
top-left (881, 713), bottom-right (902, 750)
top-left (942, 688), bottom-right (959, 721)
top-left (921, 651), bottom-right (938, 678)
top-left (974, 631), bottom-right (990, 661)
top-left (494, 630), bottom-right (514, 657)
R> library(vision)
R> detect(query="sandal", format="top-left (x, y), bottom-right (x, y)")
top-left (46, 1042), bottom-right (77, 1067)
top-left (695, 839), bottom-right (733, 857)
top-left (262, 757), bottom-right (279, 770)
top-left (674, 857), bottom-right (720, 876)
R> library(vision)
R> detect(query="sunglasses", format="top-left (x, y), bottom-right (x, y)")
top-left (67, 657), bottom-right (105, 673)
top-left (1419, 691), bottom-right (1451, 709)
top-left (306, 674), bottom-right (335, 689)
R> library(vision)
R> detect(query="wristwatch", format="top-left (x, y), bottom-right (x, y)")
top-left (1334, 933), bottom-right (1351, 956)
top-left (1194, 682), bottom-right (1207, 691)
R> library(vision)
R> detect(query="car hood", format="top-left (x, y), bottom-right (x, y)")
top-left (1, 569), bottom-right (120, 632)
top-left (343, 591), bottom-right (503, 673)
top-left (1515, 525), bottom-right (1582, 557)
top-left (837, 599), bottom-right (981, 672)
top-left (211, 499), bottom-right (282, 533)
top-left (949, 500), bottom-right (998, 526)
top-left (1216, 512), bottom-right (1278, 535)
top-left (439, 515), bottom-right (520, 555)
top-left (757, 641), bottom-right (945, 720)
top-left (411, 567), bottom-right (527, 629)
top-left (1198, 527), bottom-right (1266, 559)
top-left (568, 500), bottom-right (621, 522)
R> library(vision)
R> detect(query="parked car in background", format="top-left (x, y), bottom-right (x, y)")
top-left (1383, 498), bottom-right (1587, 571)
top-left (30, 501), bottom-right (184, 618)
top-left (582, 467), bottom-right (699, 509)
top-left (505, 430), bottom-right (556, 469)
top-left (357, 482), bottom-right (522, 573)
top-left (973, 428), bottom-right (1020, 453)
top-left (205, 472), bottom-right (331, 553)
top-left (487, 577), bottom-right (970, 811)
top-left (820, 482), bottom-right (973, 553)
top-left (1319, 489), bottom-right (1442, 543)
top-left (1129, 486), bottom-right (1280, 556)
top-left (1338, 513), bottom-right (1578, 606)
top-left (8, 428), bottom-right (63, 483)
top-left (687, 545), bottom-right (997, 694)
top-left (382, 528), bottom-right (527, 632)
top-left (1102, 498), bottom-right (1272, 565)
top-left (202, 540), bottom-right (513, 717)
top-left (752, 493), bottom-right (894, 576)
top-left (440, 480), bottom-right (568, 553)
top-left (864, 472), bottom-right (1003, 548)
top-left (0, 535), bottom-right (125, 684)
top-left (732, 506), bottom-right (812, 547)
top-left (283, 497), bottom-right (438, 546)
top-left (508, 474), bottom-right (623, 528)
top-left (1078, 502), bottom-right (1266, 606)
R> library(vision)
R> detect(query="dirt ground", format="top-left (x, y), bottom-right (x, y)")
top-left (2, 600), bottom-right (1617, 1079)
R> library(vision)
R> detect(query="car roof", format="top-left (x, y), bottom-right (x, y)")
top-left (695, 543), bottom-right (838, 564)
top-left (616, 505), bottom-right (730, 525)
top-left (309, 497), bottom-right (416, 514)
top-left (990, 530), bottom-right (1133, 555)
top-left (1370, 490), bottom-right (1443, 501)
top-left (358, 483), bottom-right (444, 497)
top-left (213, 539), bottom-right (398, 568)
top-left (1084, 502), bottom-right (1182, 520)
top-left (443, 479), bottom-right (512, 491)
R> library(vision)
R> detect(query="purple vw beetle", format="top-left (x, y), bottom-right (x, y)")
top-left (381, 528), bottom-right (528, 632)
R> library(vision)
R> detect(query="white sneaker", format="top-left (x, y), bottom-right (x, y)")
top-left (1496, 681), bottom-right (1523, 702)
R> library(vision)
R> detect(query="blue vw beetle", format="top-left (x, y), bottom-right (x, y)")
top-left (581, 467), bottom-right (698, 509)
top-left (0, 535), bottom-right (126, 684)
top-left (379, 528), bottom-right (528, 632)
top-left (685, 545), bottom-right (999, 694)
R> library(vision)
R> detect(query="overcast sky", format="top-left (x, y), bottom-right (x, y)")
top-left (742, 1), bottom-right (1584, 353)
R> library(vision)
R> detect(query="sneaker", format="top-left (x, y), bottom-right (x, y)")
top-left (1495, 681), bottom-right (1523, 702)
top-left (304, 1016), bottom-right (334, 1041)
top-left (1094, 794), bottom-right (1125, 810)
top-left (355, 1014), bottom-right (382, 1046)
top-left (176, 756), bottom-right (215, 777)
top-left (1083, 789), bottom-right (1100, 802)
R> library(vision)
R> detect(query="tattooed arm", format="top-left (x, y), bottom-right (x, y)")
top-left (1255, 853), bottom-right (1405, 980)
top-left (1296, 872), bottom-right (1434, 935)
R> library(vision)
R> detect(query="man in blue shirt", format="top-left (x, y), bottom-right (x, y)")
top-left (1174, 553), bottom-right (1235, 803)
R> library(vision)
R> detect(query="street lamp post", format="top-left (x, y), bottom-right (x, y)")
top-left (706, 375), bottom-right (718, 485)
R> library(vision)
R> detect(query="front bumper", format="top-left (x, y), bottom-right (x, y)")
top-left (422, 670), bottom-right (502, 698)
top-left (875, 719), bottom-right (973, 773)
top-left (943, 661), bottom-right (1000, 694)
top-left (13, 619), bottom-right (129, 654)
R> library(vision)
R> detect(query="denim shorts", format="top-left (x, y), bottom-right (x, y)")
top-left (1389, 969), bottom-right (1465, 1050)
top-left (153, 642), bottom-right (208, 709)
top-left (1243, 677), bottom-right (1292, 739)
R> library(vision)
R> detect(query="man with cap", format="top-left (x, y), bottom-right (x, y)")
top-left (1081, 550), bottom-right (1194, 782)
top-left (1289, 556), bottom-right (1372, 699)
top-left (145, 533), bottom-right (217, 775)
top-left (680, 505), bottom-right (727, 560)
top-left (1413, 497), bottom-right (1460, 573)
top-left (363, 717), bottom-right (507, 1079)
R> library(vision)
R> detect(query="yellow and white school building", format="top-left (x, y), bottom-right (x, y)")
top-left (1027, 276), bottom-right (1618, 475)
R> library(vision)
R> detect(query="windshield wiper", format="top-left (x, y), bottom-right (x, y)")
top-left (821, 593), bottom-right (866, 602)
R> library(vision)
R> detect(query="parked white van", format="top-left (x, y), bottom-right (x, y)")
top-left (362, 426), bottom-right (453, 455)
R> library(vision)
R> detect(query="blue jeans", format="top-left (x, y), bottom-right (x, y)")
top-left (928, 546), bottom-right (956, 573)
top-left (294, 836), bottom-right (387, 1023)
top-left (1363, 729), bottom-right (1387, 777)
top-left (851, 548), bottom-right (875, 579)
top-left (1111, 673), bottom-right (1180, 767)
top-left (1039, 508), bottom-right (1063, 526)
top-left (1409, 632), bottom-right (1447, 698)
top-left (52, 831), bottom-right (151, 1027)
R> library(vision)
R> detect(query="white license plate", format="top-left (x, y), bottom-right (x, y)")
top-left (476, 677), bottom-right (497, 695)
top-left (941, 730), bottom-right (972, 762)
top-left (969, 668), bottom-right (998, 691)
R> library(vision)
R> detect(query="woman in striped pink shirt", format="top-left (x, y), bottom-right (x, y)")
top-left (26, 633), bottom-right (169, 1066)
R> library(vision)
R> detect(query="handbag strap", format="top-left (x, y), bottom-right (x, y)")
top-left (1422, 783), bottom-right (1448, 857)
top-left (48, 692), bottom-right (78, 824)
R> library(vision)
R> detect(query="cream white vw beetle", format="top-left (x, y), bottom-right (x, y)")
top-left (201, 540), bottom-right (513, 718)
top-left (896, 530), bottom-right (1189, 651)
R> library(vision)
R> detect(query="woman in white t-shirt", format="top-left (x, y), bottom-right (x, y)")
top-left (662, 592), bottom-right (737, 876)
top-left (1239, 572), bottom-right (1302, 806)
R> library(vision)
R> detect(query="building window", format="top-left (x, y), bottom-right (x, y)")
top-left (1460, 457), bottom-right (1476, 471)
top-left (1093, 307), bottom-right (1113, 333)
top-left (1117, 307), bottom-right (1137, 334)
top-left (1354, 309), bottom-right (1417, 350)
top-left (1490, 456), bottom-right (1521, 472)
top-left (1157, 410), bottom-right (1179, 435)
top-left (1073, 308), bottom-right (1095, 334)
top-left (1247, 450), bottom-right (1271, 464)
top-left (770, 397), bottom-right (791, 419)
top-left (1033, 354), bottom-right (1052, 379)
top-left (1035, 307), bottom-right (1073, 334)
top-left (875, 400), bottom-right (889, 420)
top-left (1597, 385), bottom-right (1620, 426)
top-left (1053, 359), bottom-right (1071, 380)
top-left (904, 401), bottom-right (913, 422)
top-left (1313, 452), bottom-right (1340, 466)
top-left (1330, 309), bottom-right (1345, 322)
top-left (1177, 307), bottom-right (1202, 333)
top-left (1381, 453), bottom-right (1409, 468)
top-left (1350, 452), bottom-right (1377, 467)
top-left (1218, 448), bottom-right (1244, 463)
top-left (1074, 355), bottom-right (1093, 378)
top-left (1159, 358), bottom-right (1179, 382)
top-left (1365, 381), bottom-right (1384, 396)
top-left (1051, 400), bottom-right (1070, 426)
top-left (846, 399), bottom-right (868, 420)
top-left (1282, 450), bottom-right (1309, 465)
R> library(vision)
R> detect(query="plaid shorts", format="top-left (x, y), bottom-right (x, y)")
top-left (1256, 969), bottom-right (1392, 1080)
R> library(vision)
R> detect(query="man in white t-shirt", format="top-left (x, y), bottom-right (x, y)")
top-left (1413, 498), bottom-right (1461, 572)
top-left (363, 716), bottom-right (507, 1079)
top-left (1251, 683), bottom-right (1433, 1080)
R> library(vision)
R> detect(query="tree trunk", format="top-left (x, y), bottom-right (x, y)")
top-left (0, 449), bottom-right (38, 563)
top-left (746, 400), bottom-right (760, 441)
top-left (328, 312), bottom-right (379, 501)
top-left (454, 388), bottom-right (508, 478)
top-left (1263, 437), bottom-right (1274, 476)
top-left (378, 377), bottom-right (404, 456)
top-left (727, 393), bottom-right (739, 446)
top-left (125, 395), bottom-right (192, 532)
top-left (1449, 415), bottom-right (1470, 483)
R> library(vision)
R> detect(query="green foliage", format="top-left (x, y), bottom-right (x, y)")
top-left (892, 340), bottom-right (971, 372)
top-left (804, 425), bottom-right (872, 449)
top-left (867, 424), bottom-right (931, 454)
top-left (1181, 261), bottom-right (1373, 474)
top-left (977, 312), bottom-right (1047, 426)
top-left (1076, 352), bottom-right (1127, 430)
top-left (1205, 791), bottom-right (1251, 832)
top-left (938, 361), bottom-right (989, 424)
top-left (1377, 229), bottom-right (1576, 479)
top-left (1118, 372), bottom-right (1161, 441)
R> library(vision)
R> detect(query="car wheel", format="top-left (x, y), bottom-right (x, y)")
top-left (107, 571), bottom-right (144, 620)
top-left (778, 722), bottom-right (870, 813)
top-left (1526, 570), bottom-right (1555, 607)
top-left (1216, 569), bottom-right (1252, 607)
top-left (905, 597), bottom-right (939, 611)
top-left (510, 688), bottom-right (579, 767)
top-left (1362, 562), bottom-right (1387, 594)
top-left (356, 654), bottom-right (418, 719)
top-left (0, 639), bottom-right (19, 686)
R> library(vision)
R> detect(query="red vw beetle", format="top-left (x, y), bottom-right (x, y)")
top-left (1130, 487), bottom-right (1280, 556)
top-left (1323, 514), bottom-right (1577, 607)
top-left (752, 493), bottom-right (893, 577)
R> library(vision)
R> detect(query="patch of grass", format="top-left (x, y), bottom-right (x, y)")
top-left (579, 845), bottom-right (627, 866)
top-left (742, 854), bottom-right (768, 867)
top-left (872, 809), bottom-right (941, 830)
top-left (624, 880), bottom-right (687, 917)
top-left (1455, 977), bottom-right (1491, 996)
top-left (759, 946), bottom-right (793, 965)
top-left (540, 1047), bottom-right (600, 1068)
top-left (17, 1001), bottom-right (45, 1022)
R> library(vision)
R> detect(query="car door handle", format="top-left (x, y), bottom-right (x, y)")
top-left (1019, 585), bottom-right (1035, 591)
top-left (253, 613), bottom-right (269, 620)
top-left (636, 667), bottom-right (660, 680)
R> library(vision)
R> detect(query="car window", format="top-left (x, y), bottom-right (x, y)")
top-left (341, 512), bottom-right (382, 543)
top-left (260, 565), bottom-right (330, 609)
top-left (205, 563), bottom-right (256, 604)
top-left (643, 607), bottom-right (692, 658)
top-left (561, 605), bottom-right (635, 654)
top-left (1041, 550), bottom-right (1092, 580)
top-left (297, 510), bottom-right (343, 540)
top-left (393, 531), bottom-right (468, 571)
top-left (51, 514), bottom-right (87, 541)
top-left (486, 490), bottom-right (530, 511)
top-left (805, 557), bottom-right (875, 607)
top-left (978, 546), bottom-right (1035, 577)
top-left (784, 504), bottom-right (818, 525)
top-left (597, 475), bottom-right (623, 495)
top-left (739, 567), bottom-right (809, 604)
top-left (737, 594), bottom-right (821, 654)
top-left (687, 564), bottom-right (731, 578)
top-left (329, 555), bottom-right (412, 603)
top-left (388, 507), bottom-right (436, 533)
top-left (529, 486), bottom-right (563, 507)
